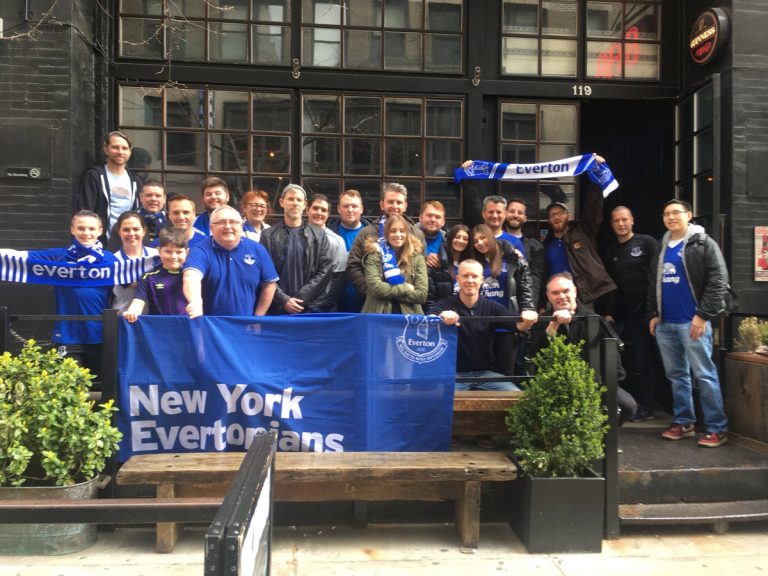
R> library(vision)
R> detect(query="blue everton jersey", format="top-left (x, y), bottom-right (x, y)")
top-left (661, 241), bottom-right (696, 323)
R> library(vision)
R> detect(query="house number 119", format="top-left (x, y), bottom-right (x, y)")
top-left (572, 85), bottom-right (593, 96)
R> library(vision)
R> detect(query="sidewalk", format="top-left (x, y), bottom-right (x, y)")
top-left (2, 520), bottom-right (767, 576)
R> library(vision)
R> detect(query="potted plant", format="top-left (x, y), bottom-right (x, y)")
top-left (0, 340), bottom-right (122, 555)
top-left (505, 335), bottom-right (609, 553)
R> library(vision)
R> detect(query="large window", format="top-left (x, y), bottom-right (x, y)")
top-left (675, 83), bottom-right (713, 218)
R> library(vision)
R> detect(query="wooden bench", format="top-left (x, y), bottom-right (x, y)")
top-left (452, 390), bottom-right (522, 437)
top-left (116, 450), bottom-right (517, 553)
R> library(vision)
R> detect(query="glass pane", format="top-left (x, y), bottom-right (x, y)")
top-left (384, 0), bottom-right (423, 29)
top-left (342, 179), bottom-right (384, 215)
top-left (303, 0), bottom-right (343, 24)
top-left (251, 177), bottom-right (284, 207)
top-left (120, 86), bottom-right (162, 127)
top-left (120, 18), bottom-right (163, 58)
top-left (426, 181), bottom-right (459, 220)
top-left (587, 2), bottom-right (622, 38)
top-left (676, 139), bottom-right (693, 181)
top-left (166, 173), bottom-right (205, 211)
top-left (503, 0), bottom-right (539, 35)
top-left (348, 1), bottom-right (382, 26)
top-left (624, 43), bottom-right (659, 80)
top-left (345, 97), bottom-right (382, 136)
top-left (542, 1), bottom-right (577, 36)
top-left (540, 144), bottom-right (576, 161)
top-left (166, 131), bottom-right (205, 170)
top-left (122, 129), bottom-right (162, 171)
top-left (211, 173), bottom-right (250, 200)
top-left (625, 3), bottom-right (659, 41)
top-left (695, 84), bottom-right (713, 131)
top-left (541, 39), bottom-right (577, 77)
top-left (426, 140), bottom-right (461, 177)
top-left (426, 100), bottom-right (461, 137)
top-left (695, 130), bottom-right (713, 173)
top-left (385, 98), bottom-right (422, 136)
top-left (676, 95), bottom-right (693, 141)
top-left (253, 135), bottom-right (291, 172)
top-left (209, 0), bottom-right (248, 20)
top-left (168, 19), bottom-right (206, 61)
top-left (425, 34), bottom-right (462, 73)
top-left (168, 0), bottom-right (204, 18)
top-left (121, 0), bottom-right (163, 15)
top-left (540, 105), bottom-right (577, 142)
top-left (303, 95), bottom-right (341, 133)
top-left (210, 133), bottom-right (249, 171)
top-left (501, 37), bottom-right (538, 75)
top-left (676, 180), bottom-right (693, 208)
top-left (253, 135), bottom-right (291, 174)
top-left (210, 91), bottom-right (249, 129)
top-left (303, 136), bottom-right (340, 174)
top-left (253, 93), bottom-right (291, 132)
top-left (345, 138), bottom-right (382, 175)
top-left (501, 143), bottom-right (536, 164)
top-left (694, 173), bottom-right (713, 214)
top-left (303, 27), bottom-right (341, 67)
top-left (386, 139), bottom-right (423, 176)
top-left (427, 0), bottom-right (462, 32)
top-left (345, 30), bottom-right (382, 70)
top-left (540, 183), bottom-right (575, 216)
top-left (253, 25), bottom-right (291, 65)
top-left (167, 89), bottom-right (206, 128)
top-left (209, 22), bottom-right (248, 62)
top-left (501, 103), bottom-right (537, 141)
top-left (302, 178), bottom-right (341, 197)
top-left (253, 0), bottom-right (290, 22)
top-left (587, 40), bottom-right (622, 79)
top-left (384, 32), bottom-right (422, 71)
top-left (499, 181), bottom-right (538, 217)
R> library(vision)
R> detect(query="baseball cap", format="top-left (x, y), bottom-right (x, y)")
top-left (281, 183), bottom-right (307, 199)
top-left (546, 202), bottom-right (569, 214)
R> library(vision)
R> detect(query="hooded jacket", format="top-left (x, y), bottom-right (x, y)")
top-left (77, 164), bottom-right (142, 243)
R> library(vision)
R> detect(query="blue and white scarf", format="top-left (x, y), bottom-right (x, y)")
top-left (454, 153), bottom-right (619, 196)
top-left (137, 208), bottom-right (167, 240)
top-left (378, 216), bottom-right (405, 286)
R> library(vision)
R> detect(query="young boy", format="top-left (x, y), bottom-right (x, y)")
top-left (123, 231), bottom-right (189, 321)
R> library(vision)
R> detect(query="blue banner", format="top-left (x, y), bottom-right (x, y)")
top-left (118, 314), bottom-right (457, 460)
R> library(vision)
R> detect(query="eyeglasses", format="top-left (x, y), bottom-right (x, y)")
top-left (548, 210), bottom-right (568, 218)
top-left (663, 209), bottom-right (687, 218)
top-left (211, 219), bottom-right (242, 227)
top-left (245, 203), bottom-right (268, 210)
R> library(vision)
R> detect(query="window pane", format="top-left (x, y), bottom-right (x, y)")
top-left (303, 95), bottom-right (340, 133)
top-left (120, 87), bottom-right (162, 127)
top-left (501, 103), bottom-right (537, 141)
top-left (345, 30), bottom-right (382, 70)
top-left (676, 96), bottom-right (693, 141)
top-left (120, 18), bottom-right (163, 58)
top-left (166, 132), bottom-right (205, 170)
top-left (503, 0), bottom-right (539, 35)
top-left (253, 25), bottom-right (290, 65)
top-left (210, 133), bottom-right (249, 171)
top-left (540, 144), bottom-right (576, 161)
top-left (348, 1), bottom-right (382, 26)
top-left (253, 135), bottom-right (291, 172)
top-left (168, 19), bottom-right (206, 61)
top-left (426, 181), bottom-right (459, 219)
top-left (345, 138), bottom-right (382, 175)
top-left (303, 136), bottom-right (340, 174)
top-left (123, 129), bottom-right (162, 171)
top-left (625, 3), bottom-right (659, 41)
top-left (303, 178), bottom-right (341, 197)
top-left (121, 0), bottom-right (163, 15)
top-left (695, 84), bottom-right (713, 131)
top-left (542, 1), bottom-right (577, 36)
top-left (427, 0), bottom-right (462, 32)
top-left (695, 130), bottom-right (713, 173)
top-left (384, 0), bottom-right (423, 29)
top-left (167, 89), bottom-right (206, 128)
top-left (303, 0), bottom-right (343, 24)
top-left (210, 91), bottom-right (249, 129)
top-left (587, 41), bottom-right (622, 78)
top-left (303, 27), bottom-right (341, 67)
top-left (541, 39), bottom-right (577, 77)
top-left (540, 183), bottom-right (575, 215)
top-left (251, 177), bottom-right (285, 205)
top-left (501, 143), bottom-right (536, 164)
top-left (166, 173), bottom-right (205, 209)
top-left (253, 0), bottom-right (290, 22)
top-left (426, 100), bottom-right (462, 137)
top-left (694, 173), bottom-right (713, 213)
top-left (384, 32), bottom-right (422, 71)
top-left (676, 180), bottom-right (693, 208)
top-left (587, 2), bottom-right (622, 39)
top-left (425, 34), bottom-right (462, 73)
top-left (209, 22), bottom-right (248, 62)
top-left (426, 140), bottom-right (461, 177)
top-left (624, 43), bottom-right (659, 80)
top-left (502, 37), bottom-right (538, 75)
top-left (209, 0), bottom-right (248, 20)
top-left (386, 140), bottom-right (423, 176)
top-left (345, 97), bottom-right (382, 136)
top-left (167, 0), bottom-right (204, 18)
top-left (540, 105), bottom-right (577, 142)
top-left (385, 98), bottom-right (422, 136)
top-left (253, 93), bottom-right (291, 132)
top-left (676, 139), bottom-right (693, 181)
top-left (499, 181), bottom-right (538, 218)
top-left (343, 179), bottom-right (384, 215)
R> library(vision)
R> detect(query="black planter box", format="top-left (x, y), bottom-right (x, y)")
top-left (508, 472), bottom-right (605, 553)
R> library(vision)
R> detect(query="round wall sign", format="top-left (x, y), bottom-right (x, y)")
top-left (689, 8), bottom-right (730, 66)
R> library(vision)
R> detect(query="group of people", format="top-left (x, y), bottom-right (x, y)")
top-left (7, 132), bottom-right (732, 450)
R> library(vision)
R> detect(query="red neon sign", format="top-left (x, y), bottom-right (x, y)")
top-left (595, 26), bottom-right (639, 79)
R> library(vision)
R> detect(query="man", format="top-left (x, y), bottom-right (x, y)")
top-left (505, 198), bottom-right (545, 309)
top-left (532, 273), bottom-right (637, 425)
top-left (306, 193), bottom-right (347, 312)
top-left (78, 131), bottom-right (142, 243)
top-left (327, 189), bottom-right (371, 312)
top-left (649, 199), bottom-right (729, 447)
top-left (543, 155), bottom-right (617, 314)
top-left (193, 177), bottom-right (230, 235)
top-left (183, 205), bottom-right (278, 318)
top-left (417, 201), bottom-right (454, 307)
top-left (260, 184), bottom-right (333, 314)
top-left (431, 259), bottom-right (536, 391)
top-left (166, 194), bottom-right (208, 249)
top-left (137, 180), bottom-right (169, 245)
top-left (604, 206), bottom-right (662, 422)
top-left (345, 182), bottom-right (425, 300)
top-left (482, 195), bottom-right (525, 254)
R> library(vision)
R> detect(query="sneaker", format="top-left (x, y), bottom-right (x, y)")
top-left (698, 432), bottom-right (728, 448)
top-left (630, 407), bottom-right (655, 422)
top-left (661, 423), bottom-right (695, 440)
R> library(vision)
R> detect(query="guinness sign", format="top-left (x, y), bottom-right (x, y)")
top-left (689, 8), bottom-right (729, 66)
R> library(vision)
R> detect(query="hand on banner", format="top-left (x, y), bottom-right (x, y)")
top-left (438, 310), bottom-right (461, 326)
top-left (186, 299), bottom-right (204, 319)
top-left (517, 309), bottom-right (538, 331)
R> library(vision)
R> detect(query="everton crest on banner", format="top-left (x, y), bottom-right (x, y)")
top-left (117, 314), bottom-right (457, 460)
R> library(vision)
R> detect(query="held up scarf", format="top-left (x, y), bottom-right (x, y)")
top-left (378, 215), bottom-right (405, 285)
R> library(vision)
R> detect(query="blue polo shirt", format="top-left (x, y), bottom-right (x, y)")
top-left (496, 231), bottom-right (525, 257)
top-left (184, 237), bottom-right (279, 316)
top-left (193, 212), bottom-right (211, 236)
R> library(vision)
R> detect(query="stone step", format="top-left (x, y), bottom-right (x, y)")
top-left (619, 499), bottom-right (768, 533)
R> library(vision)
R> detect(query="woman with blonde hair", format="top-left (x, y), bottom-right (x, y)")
top-left (362, 214), bottom-right (428, 314)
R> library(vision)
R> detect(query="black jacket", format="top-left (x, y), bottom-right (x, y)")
top-left (77, 164), bottom-right (142, 243)
top-left (497, 239), bottom-right (535, 313)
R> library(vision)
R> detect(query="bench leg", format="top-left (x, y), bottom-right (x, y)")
top-left (156, 483), bottom-right (179, 553)
top-left (455, 481), bottom-right (481, 548)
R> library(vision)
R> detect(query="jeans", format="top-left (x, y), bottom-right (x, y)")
top-left (456, 370), bottom-right (521, 391)
top-left (654, 321), bottom-right (728, 434)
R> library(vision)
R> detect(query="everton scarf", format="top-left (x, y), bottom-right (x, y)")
top-left (378, 216), bottom-right (405, 285)
top-left (138, 208), bottom-right (167, 240)
top-left (454, 153), bottom-right (619, 196)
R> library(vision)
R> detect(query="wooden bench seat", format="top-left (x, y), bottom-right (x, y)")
top-left (117, 450), bottom-right (517, 552)
top-left (452, 390), bottom-right (522, 437)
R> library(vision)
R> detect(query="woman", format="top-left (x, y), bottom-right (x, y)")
top-left (446, 224), bottom-right (474, 279)
top-left (111, 211), bottom-right (159, 313)
top-left (241, 189), bottom-right (271, 242)
top-left (362, 214), bottom-right (428, 314)
top-left (426, 224), bottom-right (473, 309)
